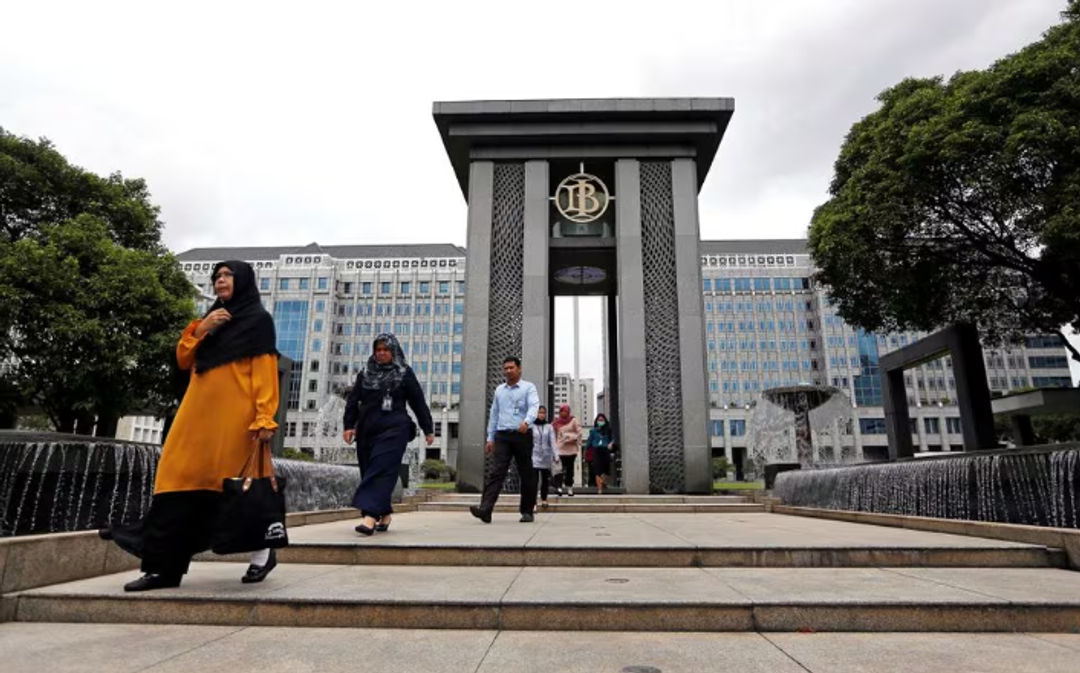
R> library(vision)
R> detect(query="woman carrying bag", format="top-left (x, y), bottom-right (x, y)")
top-left (552, 404), bottom-right (581, 496)
top-left (343, 333), bottom-right (434, 535)
top-left (106, 260), bottom-right (281, 591)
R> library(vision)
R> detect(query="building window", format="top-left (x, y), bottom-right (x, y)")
top-left (315, 299), bottom-right (325, 313)
top-left (362, 282), bottom-right (372, 295)
top-left (859, 418), bottom-right (887, 434)
top-left (310, 360), bottom-right (319, 372)
top-left (729, 419), bottom-right (746, 436)
top-left (419, 281), bottom-right (430, 294)
top-left (279, 278), bottom-right (290, 290)
top-left (313, 318), bottom-right (323, 332)
top-left (380, 282), bottom-right (391, 294)
top-left (306, 399), bottom-right (317, 410)
top-left (259, 277), bottom-right (270, 291)
top-left (946, 417), bottom-right (962, 434)
top-left (924, 417), bottom-right (940, 434)
top-left (299, 278), bottom-right (310, 290)
top-left (710, 420), bottom-right (724, 437)
top-left (312, 339), bottom-right (322, 352)
top-left (317, 277), bottom-right (328, 290)
top-left (308, 380), bottom-right (318, 392)
top-left (456, 281), bottom-right (465, 294)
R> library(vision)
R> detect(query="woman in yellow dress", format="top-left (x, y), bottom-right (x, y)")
top-left (110, 259), bottom-right (281, 591)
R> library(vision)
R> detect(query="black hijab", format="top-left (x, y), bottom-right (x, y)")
top-left (194, 260), bottom-right (278, 373)
top-left (361, 333), bottom-right (408, 391)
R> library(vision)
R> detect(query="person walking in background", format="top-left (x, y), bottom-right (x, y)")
top-left (552, 404), bottom-right (581, 496)
top-left (470, 356), bottom-right (540, 523)
top-left (106, 260), bottom-right (280, 591)
top-left (344, 333), bottom-right (434, 536)
top-left (531, 405), bottom-right (559, 511)
top-left (586, 413), bottom-right (615, 494)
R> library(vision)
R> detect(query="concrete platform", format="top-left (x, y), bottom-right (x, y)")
top-left (199, 512), bottom-right (1067, 568)
top-left (10, 562), bottom-right (1080, 632)
top-left (5, 623), bottom-right (1080, 673)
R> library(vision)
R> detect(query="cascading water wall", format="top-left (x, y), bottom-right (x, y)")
top-left (1, 432), bottom-right (361, 537)
top-left (0, 435), bottom-right (158, 537)
top-left (773, 445), bottom-right (1080, 528)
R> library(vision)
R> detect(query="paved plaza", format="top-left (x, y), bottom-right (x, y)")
top-left (5, 504), bottom-right (1080, 670)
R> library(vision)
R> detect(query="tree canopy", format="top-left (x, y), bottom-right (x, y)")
top-left (0, 129), bottom-right (195, 434)
top-left (809, 2), bottom-right (1080, 362)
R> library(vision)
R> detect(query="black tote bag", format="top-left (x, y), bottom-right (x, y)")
top-left (211, 439), bottom-right (289, 554)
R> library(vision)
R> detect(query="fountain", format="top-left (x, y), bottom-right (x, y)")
top-left (311, 395), bottom-right (424, 495)
top-left (1, 430), bottom-right (358, 537)
top-left (748, 384), bottom-right (855, 486)
top-left (773, 444), bottom-right (1080, 528)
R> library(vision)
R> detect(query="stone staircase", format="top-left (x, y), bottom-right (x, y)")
top-left (7, 500), bottom-right (1080, 633)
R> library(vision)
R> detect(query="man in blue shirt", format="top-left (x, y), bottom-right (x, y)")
top-left (470, 356), bottom-right (540, 523)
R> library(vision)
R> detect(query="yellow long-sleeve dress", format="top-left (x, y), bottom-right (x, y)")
top-left (154, 319), bottom-right (280, 494)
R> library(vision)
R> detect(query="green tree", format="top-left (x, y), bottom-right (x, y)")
top-left (0, 129), bottom-right (195, 434)
top-left (809, 2), bottom-right (1080, 363)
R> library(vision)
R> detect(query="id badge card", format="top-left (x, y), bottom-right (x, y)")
top-left (382, 394), bottom-right (393, 411)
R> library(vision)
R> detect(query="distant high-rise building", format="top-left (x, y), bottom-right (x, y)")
top-left (552, 372), bottom-right (595, 422)
top-left (699, 239), bottom-right (1075, 470)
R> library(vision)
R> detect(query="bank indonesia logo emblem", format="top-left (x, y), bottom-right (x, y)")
top-left (555, 172), bottom-right (610, 223)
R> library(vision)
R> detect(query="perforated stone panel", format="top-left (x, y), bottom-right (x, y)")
top-left (485, 162), bottom-right (526, 492)
top-left (639, 161), bottom-right (685, 493)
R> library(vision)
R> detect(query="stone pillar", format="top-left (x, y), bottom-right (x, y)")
top-left (521, 160), bottom-right (550, 404)
top-left (614, 158), bottom-right (650, 493)
top-left (884, 368), bottom-right (913, 460)
top-left (458, 161), bottom-right (495, 491)
top-left (671, 158), bottom-right (711, 493)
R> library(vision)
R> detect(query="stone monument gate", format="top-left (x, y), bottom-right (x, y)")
top-left (434, 98), bottom-right (733, 494)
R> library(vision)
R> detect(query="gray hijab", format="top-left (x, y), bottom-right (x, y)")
top-left (361, 333), bottom-right (408, 391)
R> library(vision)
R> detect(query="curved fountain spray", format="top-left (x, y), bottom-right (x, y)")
top-left (748, 384), bottom-right (855, 480)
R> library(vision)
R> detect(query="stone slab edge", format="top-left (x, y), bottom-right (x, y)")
top-left (774, 505), bottom-right (1080, 570)
top-left (11, 595), bottom-right (1080, 632)
top-left (0, 508), bottom-right (362, 603)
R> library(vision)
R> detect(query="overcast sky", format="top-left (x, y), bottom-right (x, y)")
top-left (2, 0), bottom-right (1076, 391)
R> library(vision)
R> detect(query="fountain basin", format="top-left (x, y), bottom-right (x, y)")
top-left (773, 443), bottom-right (1080, 528)
top-left (1, 431), bottom-right (359, 537)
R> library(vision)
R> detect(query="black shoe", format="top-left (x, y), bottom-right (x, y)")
top-left (355, 522), bottom-right (375, 536)
top-left (241, 549), bottom-right (277, 584)
top-left (374, 517), bottom-right (391, 533)
top-left (519, 513), bottom-right (535, 523)
top-left (469, 505), bottom-right (492, 524)
top-left (124, 573), bottom-right (181, 592)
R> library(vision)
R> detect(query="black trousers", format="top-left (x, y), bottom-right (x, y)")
top-left (555, 455), bottom-right (576, 488)
top-left (480, 430), bottom-right (537, 515)
top-left (535, 468), bottom-right (551, 502)
top-left (134, 490), bottom-right (221, 578)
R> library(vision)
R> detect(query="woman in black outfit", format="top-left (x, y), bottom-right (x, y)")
top-left (343, 333), bottom-right (434, 535)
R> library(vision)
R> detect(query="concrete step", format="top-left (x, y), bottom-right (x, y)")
top-left (196, 512), bottom-right (1066, 568)
top-left (252, 542), bottom-right (1065, 568)
top-left (11, 564), bottom-right (1080, 632)
top-left (430, 493), bottom-right (753, 504)
top-left (6, 623), bottom-right (1080, 673)
top-left (418, 502), bottom-right (766, 513)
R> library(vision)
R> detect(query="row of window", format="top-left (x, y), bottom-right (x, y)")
top-left (706, 320), bottom-right (814, 333)
top-left (702, 255), bottom-right (799, 267)
top-left (266, 278), bottom-right (463, 295)
top-left (703, 277), bottom-right (812, 292)
top-left (705, 299), bottom-right (814, 314)
top-left (709, 419), bottom-right (747, 437)
top-left (859, 417), bottom-right (964, 435)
